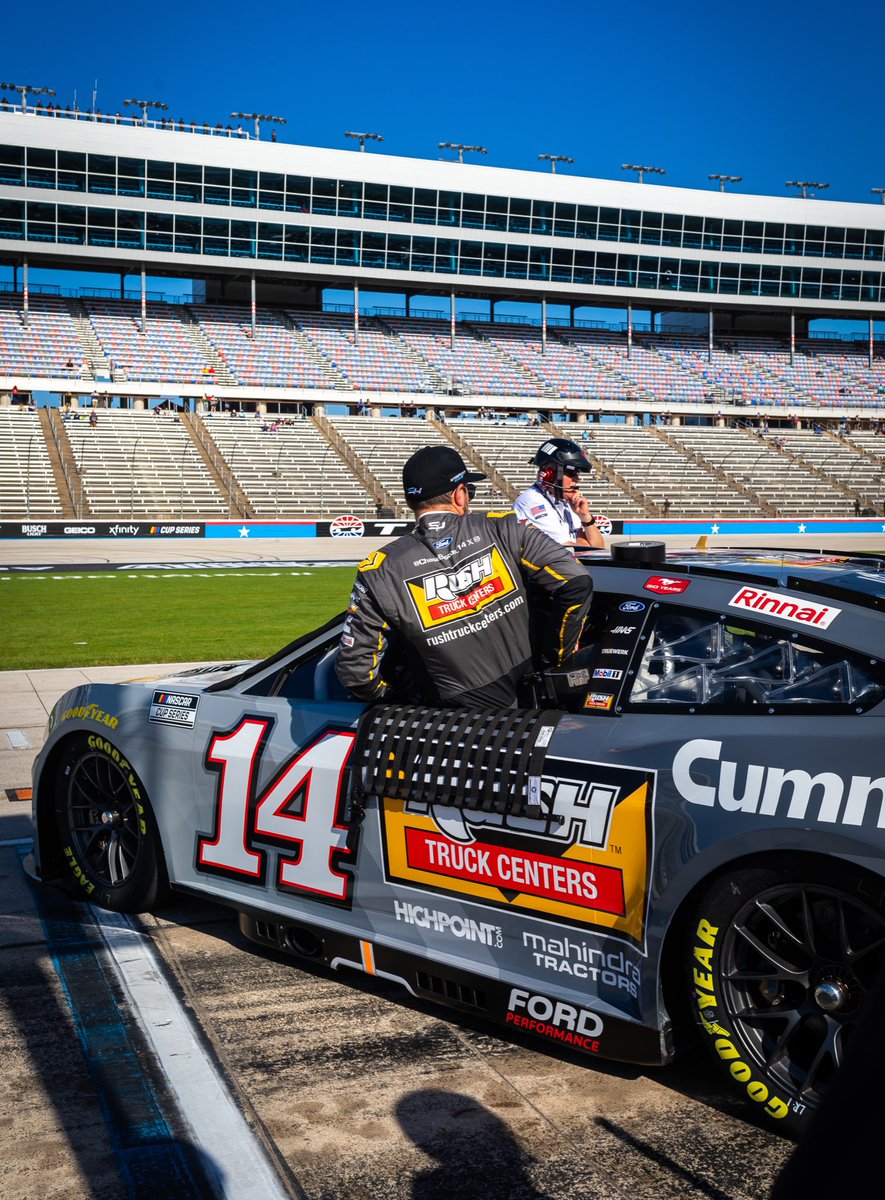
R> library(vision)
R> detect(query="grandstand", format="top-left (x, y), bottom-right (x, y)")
top-left (1, 108), bottom-right (884, 520)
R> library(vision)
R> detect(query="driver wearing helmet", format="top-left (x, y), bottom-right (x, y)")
top-left (514, 438), bottom-right (604, 549)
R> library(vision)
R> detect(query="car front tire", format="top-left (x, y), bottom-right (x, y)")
top-left (686, 860), bottom-right (885, 1139)
top-left (53, 733), bottom-right (167, 912)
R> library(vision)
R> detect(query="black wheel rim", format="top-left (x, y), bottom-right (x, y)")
top-left (720, 881), bottom-right (885, 1107)
top-left (65, 751), bottom-right (143, 888)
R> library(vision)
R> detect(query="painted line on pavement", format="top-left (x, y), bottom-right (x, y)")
top-left (88, 906), bottom-right (294, 1200)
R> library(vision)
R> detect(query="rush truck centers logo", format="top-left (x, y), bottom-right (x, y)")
top-left (380, 756), bottom-right (655, 945)
top-left (406, 545), bottom-right (518, 628)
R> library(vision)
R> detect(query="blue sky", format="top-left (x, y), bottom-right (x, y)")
top-left (2, 0), bottom-right (881, 329)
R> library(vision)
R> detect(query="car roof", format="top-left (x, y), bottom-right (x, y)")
top-left (587, 546), bottom-right (885, 614)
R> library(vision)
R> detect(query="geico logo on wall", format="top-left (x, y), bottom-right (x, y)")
top-left (406, 545), bottom-right (518, 628)
top-left (380, 756), bottom-right (655, 945)
top-left (329, 515), bottom-right (366, 538)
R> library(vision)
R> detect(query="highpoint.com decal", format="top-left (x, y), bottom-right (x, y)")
top-left (380, 755), bottom-right (655, 944)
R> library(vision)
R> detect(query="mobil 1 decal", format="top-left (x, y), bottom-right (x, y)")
top-left (195, 717), bottom-right (358, 907)
top-left (380, 756), bottom-right (655, 946)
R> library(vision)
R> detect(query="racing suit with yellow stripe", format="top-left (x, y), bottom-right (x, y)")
top-left (334, 509), bottom-right (593, 707)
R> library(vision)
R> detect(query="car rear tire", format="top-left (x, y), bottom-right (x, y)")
top-left (53, 733), bottom-right (168, 912)
top-left (685, 860), bottom-right (885, 1139)
top-left (610, 539), bottom-right (666, 564)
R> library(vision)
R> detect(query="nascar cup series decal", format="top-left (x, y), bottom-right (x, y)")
top-left (150, 691), bottom-right (199, 727)
top-left (405, 545), bottom-right (520, 629)
top-left (380, 756), bottom-right (655, 945)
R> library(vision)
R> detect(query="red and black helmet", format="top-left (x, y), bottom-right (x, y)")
top-left (531, 438), bottom-right (592, 496)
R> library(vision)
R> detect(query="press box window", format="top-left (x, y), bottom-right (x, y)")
top-left (627, 607), bottom-right (883, 713)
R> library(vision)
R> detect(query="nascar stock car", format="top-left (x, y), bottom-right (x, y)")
top-left (28, 541), bottom-right (885, 1138)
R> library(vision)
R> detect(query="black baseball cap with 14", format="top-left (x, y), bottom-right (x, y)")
top-left (402, 445), bottom-right (486, 500)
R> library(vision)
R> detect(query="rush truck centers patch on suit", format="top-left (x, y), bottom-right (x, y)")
top-left (405, 545), bottom-right (518, 628)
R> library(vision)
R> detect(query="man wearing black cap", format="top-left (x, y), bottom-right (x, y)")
top-left (334, 445), bottom-right (593, 709)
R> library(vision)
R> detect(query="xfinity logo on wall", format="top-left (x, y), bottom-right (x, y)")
top-left (110, 524), bottom-right (140, 537)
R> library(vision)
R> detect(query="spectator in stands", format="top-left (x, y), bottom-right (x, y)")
top-left (335, 445), bottom-right (592, 708)
top-left (663, 497), bottom-right (671, 516)
top-left (514, 439), bottom-right (604, 550)
top-left (89, 409), bottom-right (98, 429)
top-left (271, 129), bottom-right (278, 142)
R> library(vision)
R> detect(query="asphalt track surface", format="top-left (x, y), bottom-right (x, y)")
top-left (8, 533), bottom-right (880, 1198)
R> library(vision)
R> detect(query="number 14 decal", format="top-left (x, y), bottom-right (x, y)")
top-left (197, 718), bottom-right (357, 905)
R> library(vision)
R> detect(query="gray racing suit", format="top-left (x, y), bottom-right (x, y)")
top-left (334, 509), bottom-right (593, 707)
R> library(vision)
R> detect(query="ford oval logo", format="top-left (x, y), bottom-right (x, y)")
top-left (619, 600), bottom-right (646, 612)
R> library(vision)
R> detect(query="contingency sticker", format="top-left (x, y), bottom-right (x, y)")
top-left (150, 690), bottom-right (199, 727)
top-left (380, 756), bottom-right (655, 946)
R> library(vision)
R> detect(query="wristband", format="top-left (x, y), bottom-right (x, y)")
top-left (581, 519), bottom-right (596, 528)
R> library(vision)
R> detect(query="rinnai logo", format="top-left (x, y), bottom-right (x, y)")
top-left (644, 576), bottom-right (690, 595)
top-left (407, 545), bottom-right (517, 627)
top-left (393, 901), bottom-right (503, 947)
top-left (506, 988), bottom-right (603, 1051)
top-left (728, 586), bottom-right (841, 629)
top-left (673, 738), bottom-right (885, 828)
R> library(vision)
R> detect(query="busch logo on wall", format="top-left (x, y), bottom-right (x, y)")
top-left (380, 756), bottom-right (655, 946)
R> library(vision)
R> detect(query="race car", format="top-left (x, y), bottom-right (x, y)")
top-left (28, 541), bottom-right (885, 1138)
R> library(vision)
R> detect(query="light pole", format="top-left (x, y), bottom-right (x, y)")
top-left (0, 82), bottom-right (55, 111)
top-left (622, 163), bottom-right (666, 184)
top-left (439, 142), bottom-right (488, 164)
top-left (345, 131), bottom-right (383, 152)
top-left (129, 436), bottom-right (143, 518)
top-left (538, 154), bottom-right (573, 174)
top-left (24, 432), bottom-right (37, 517)
top-left (227, 444), bottom-right (241, 518)
top-left (179, 436), bottom-right (190, 517)
top-left (124, 98), bottom-right (168, 126)
top-left (272, 438), bottom-right (288, 517)
top-left (709, 173), bottom-right (743, 192)
top-left (786, 180), bottom-right (829, 198)
top-left (872, 188), bottom-right (885, 204)
top-left (231, 112), bottom-right (286, 140)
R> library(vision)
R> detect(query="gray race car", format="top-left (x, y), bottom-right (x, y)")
top-left (29, 542), bottom-right (885, 1138)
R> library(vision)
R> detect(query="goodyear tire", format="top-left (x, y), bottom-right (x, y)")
top-left (53, 733), bottom-right (168, 912)
top-left (686, 860), bottom-right (885, 1139)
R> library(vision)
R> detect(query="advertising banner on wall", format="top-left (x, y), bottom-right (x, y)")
top-left (0, 521), bottom-right (206, 539)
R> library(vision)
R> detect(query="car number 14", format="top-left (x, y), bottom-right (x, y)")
top-left (197, 720), bottom-right (357, 903)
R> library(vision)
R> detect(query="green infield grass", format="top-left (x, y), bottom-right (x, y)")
top-left (0, 567), bottom-right (355, 670)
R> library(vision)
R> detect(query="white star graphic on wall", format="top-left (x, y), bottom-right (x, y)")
top-left (711, 524), bottom-right (720, 534)
top-left (797, 523), bottom-right (807, 533)
top-left (238, 526), bottom-right (250, 538)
